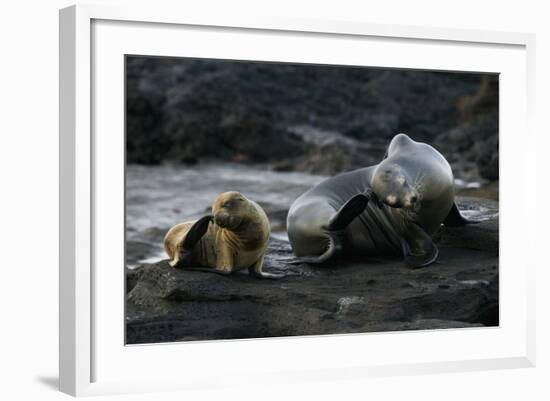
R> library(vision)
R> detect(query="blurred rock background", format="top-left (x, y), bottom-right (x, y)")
top-left (126, 56), bottom-right (498, 182)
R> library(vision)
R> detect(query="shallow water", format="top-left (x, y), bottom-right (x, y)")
top-left (126, 163), bottom-right (497, 267)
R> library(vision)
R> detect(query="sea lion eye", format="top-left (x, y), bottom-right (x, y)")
top-left (222, 200), bottom-right (233, 208)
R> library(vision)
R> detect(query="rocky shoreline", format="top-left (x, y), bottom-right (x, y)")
top-left (126, 197), bottom-right (498, 344)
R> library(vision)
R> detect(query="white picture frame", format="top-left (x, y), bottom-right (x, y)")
top-left (59, 3), bottom-right (536, 397)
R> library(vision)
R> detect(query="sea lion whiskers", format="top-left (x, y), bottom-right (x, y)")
top-left (392, 206), bottom-right (411, 232)
top-left (413, 171), bottom-right (427, 192)
top-left (409, 171), bottom-right (426, 207)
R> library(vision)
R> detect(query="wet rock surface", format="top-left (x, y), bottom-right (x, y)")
top-left (126, 198), bottom-right (498, 344)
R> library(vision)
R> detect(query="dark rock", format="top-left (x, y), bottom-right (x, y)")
top-left (125, 266), bottom-right (140, 293)
top-left (477, 134), bottom-right (499, 181)
top-left (436, 75), bottom-right (499, 181)
top-left (126, 57), bottom-right (498, 179)
top-left (125, 241), bottom-right (153, 264)
top-left (126, 198), bottom-right (499, 344)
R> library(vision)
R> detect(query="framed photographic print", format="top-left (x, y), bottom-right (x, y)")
top-left (59, 4), bottom-right (536, 397)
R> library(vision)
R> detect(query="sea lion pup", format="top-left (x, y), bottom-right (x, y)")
top-left (164, 191), bottom-right (285, 279)
top-left (286, 133), bottom-right (470, 268)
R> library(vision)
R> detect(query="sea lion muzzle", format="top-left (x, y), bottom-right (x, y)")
top-left (214, 212), bottom-right (242, 229)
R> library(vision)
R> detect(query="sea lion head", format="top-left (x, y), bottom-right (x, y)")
top-left (371, 162), bottom-right (420, 209)
top-left (212, 191), bottom-right (250, 230)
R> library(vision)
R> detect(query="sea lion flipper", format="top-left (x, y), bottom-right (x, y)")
top-left (180, 215), bottom-right (213, 249)
top-left (247, 257), bottom-right (293, 280)
top-left (292, 251), bottom-right (333, 265)
top-left (247, 266), bottom-right (296, 280)
top-left (327, 193), bottom-right (369, 231)
top-left (177, 215), bottom-right (213, 266)
top-left (443, 203), bottom-right (474, 227)
top-left (291, 229), bottom-right (345, 264)
top-left (401, 223), bottom-right (439, 268)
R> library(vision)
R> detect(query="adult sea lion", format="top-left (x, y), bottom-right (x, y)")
top-left (286, 133), bottom-right (469, 268)
top-left (164, 191), bottom-right (285, 279)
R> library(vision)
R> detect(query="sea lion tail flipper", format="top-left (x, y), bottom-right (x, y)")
top-left (178, 215), bottom-right (213, 266)
top-left (327, 193), bottom-right (369, 231)
top-left (290, 230), bottom-right (345, 265)
top-left (248, 257), bottom-right (300, 279)
top-left (401, 223), bottom-right (439, 268)
top-left (247, 267), bottom-right (298, 280)
top-left (444, 202), bottom-right (477, 226)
